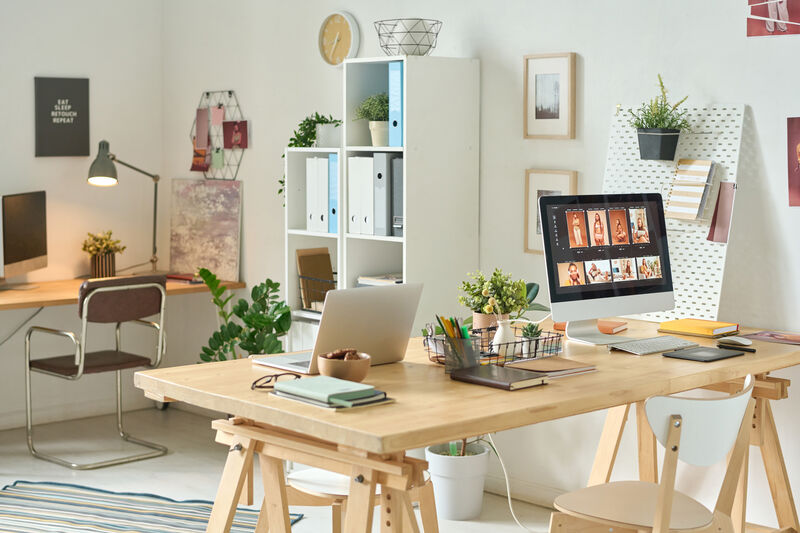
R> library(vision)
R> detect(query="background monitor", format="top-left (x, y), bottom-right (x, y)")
top-left (0, 191), bottom-right (47, 283)
top-left (539, 193), bottom-right (674, 344)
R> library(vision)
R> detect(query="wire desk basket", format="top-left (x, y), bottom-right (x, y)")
top-left (424, 325), bottom-right (563, 370)
top-left (298, 273), bottom-right (336, 314)
top-left (374, 18), bottom-right (442, 56)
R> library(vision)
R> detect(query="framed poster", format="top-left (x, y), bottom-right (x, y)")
top-left (788, 117), bottom-right (800, 206)
top-left (524, 169), bottom-right (577, 254)
top-left (34, 77), bottom-right (89, 157)
top-left (523, 53), bottom-right (575, 139)
top-left (747, 0), bottom-right (800, 37)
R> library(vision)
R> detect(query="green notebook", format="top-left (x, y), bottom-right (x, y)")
top-left (274, 376), bottom-right (375, 403)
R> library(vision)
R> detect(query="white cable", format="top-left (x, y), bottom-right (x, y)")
top-left (487, 433), bottom-right (537, 533)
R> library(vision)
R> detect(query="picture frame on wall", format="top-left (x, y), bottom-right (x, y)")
top-left (34, 77), bottom-right (90, 157)
top-left (523, 53), bottom-right (576, 139)
top-left (524, 169), bottom-right (578, 254)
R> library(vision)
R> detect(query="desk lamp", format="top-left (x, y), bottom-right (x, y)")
top-left (87, 140), bottom-right (160, 272)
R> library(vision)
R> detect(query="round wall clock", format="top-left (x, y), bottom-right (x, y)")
top-left (319, 11), bottom-right (360, 66)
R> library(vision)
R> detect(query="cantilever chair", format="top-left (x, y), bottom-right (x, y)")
top-left (25, 275), bottom-right (168, 470)
top-left (550, 375), bottom-right (755, 533)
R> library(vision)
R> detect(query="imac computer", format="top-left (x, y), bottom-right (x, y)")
top-left (539, 193), bottom-right (674, 345)
top-left (0, 191), bottom-right (47, 290)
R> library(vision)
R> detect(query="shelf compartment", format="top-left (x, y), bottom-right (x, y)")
top-left (346, 146), bottom-right (404, 153)
top-left (288, 229), bottom-right (338, 239)
top-left (346, 233), bottom-right (403, 243)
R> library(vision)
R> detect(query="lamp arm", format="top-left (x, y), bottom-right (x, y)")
top-left (109, 153), bottom-right (160, 271)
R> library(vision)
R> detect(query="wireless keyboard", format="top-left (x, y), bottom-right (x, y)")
top-left (608, 336), bottom-right (698, 355)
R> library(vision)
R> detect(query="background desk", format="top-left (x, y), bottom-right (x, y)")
top-left (0, 278), bottom-right (246, 311)
top-left (136, 319), bottom-right (800, 533)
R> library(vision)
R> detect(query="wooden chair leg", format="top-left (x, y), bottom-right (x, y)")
top-left (332, 502), bottom-right (343, 533)
top-left (587, 404), bottom-right (630, 486)
top-left (343, 466), bottom-right (377, 533)
top-left (206, 436), bottom-right (256, 533)
top-left (636, 400), bottom-right (658, 483)
top-left (259, 453), bottom-right (292, 533)
top-left (730, 446), bottom-right (748, 533)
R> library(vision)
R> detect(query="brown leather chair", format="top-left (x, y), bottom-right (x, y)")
top-left (24, 275), bottom-right (168, 469)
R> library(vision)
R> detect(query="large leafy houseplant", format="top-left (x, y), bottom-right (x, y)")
top-left (627, 75), bottom-right (690, 160)
top-left (458, 268), bottom-right (549, 327)
top-left (198, 268), bottom-right (292, 362)
top-left (278, 112), bottom-right (342, 197)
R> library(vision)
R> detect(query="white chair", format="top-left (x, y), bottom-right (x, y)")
top-left (551, 375), bottom-right (755, 533)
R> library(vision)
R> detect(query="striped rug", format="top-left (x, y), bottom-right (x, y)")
top-left (0, 480), bottom-right (303, 532)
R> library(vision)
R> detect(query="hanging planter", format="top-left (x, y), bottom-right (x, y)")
top-left (628, 74), bottom-right (690, 162)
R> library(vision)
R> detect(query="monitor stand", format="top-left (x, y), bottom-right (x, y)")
top-left (565, 319), bottom-right (632, 346)
top-left (0, 282), bottom-right (38, 291)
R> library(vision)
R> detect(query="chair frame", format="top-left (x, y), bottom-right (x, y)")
top-left (551, 387), bottom-right (757, 533)
top-left (24, 282), bottom-right (168, 470)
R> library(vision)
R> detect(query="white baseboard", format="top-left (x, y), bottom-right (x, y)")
top-left (484, 473), bottom-right (564, 509)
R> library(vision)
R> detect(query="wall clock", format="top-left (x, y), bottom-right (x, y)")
top-left (319, 11), bottom-right (360, 66)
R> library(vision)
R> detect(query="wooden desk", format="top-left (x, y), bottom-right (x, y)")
top-left (0, 278), bottom-right (246, 311)
top-left (134, 320), bottom-right (800, 533)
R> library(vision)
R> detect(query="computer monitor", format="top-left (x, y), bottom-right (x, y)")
top-left (0, 191), bottom-right (47, 290)
top-left (539, 193), bottom-right (674, 344)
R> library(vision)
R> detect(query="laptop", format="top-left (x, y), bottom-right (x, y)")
top-left (254, 283), bottom-right (423, 374)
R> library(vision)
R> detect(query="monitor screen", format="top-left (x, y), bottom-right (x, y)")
top-left (2, 191), bottom-right (47, 267)
top-left (539, 193), bottom-right (672, 304)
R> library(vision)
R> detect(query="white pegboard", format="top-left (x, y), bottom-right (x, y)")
top-left (602, 105), bottom-right (745, 322)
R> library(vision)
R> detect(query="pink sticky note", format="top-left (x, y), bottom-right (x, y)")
top-left (211, 105), bottom-right (225, 126)
top-left (707, 182), bottom-right (736, 243)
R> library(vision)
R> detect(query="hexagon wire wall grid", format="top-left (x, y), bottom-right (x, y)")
top-left (189, 90), bottom-right (244, 180)
top-left (602, 104), bottom-right (745, 322)
top-left (374, 19), bottom-right (442, 56)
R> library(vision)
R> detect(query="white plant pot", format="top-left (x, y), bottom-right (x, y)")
top-left (315, 123), bottom-right (341, 148)
top-left (425, 442), bottom-right (490, 520)
top-left (369, 121), bottom-right (389, 147)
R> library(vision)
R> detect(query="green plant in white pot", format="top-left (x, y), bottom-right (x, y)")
top-left (354, 92), bottom-right (389, 147)
top-left (628, 74), bottom-right (690, 161)
top-left (425, 438), bottom-right (491, 521)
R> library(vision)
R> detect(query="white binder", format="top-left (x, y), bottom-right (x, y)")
top-left (348, 157), bottom-right (373, 234)
top-left (373, 153), bottom-right (398, 236)
top-left (306, 158), bottom-right (329, 233)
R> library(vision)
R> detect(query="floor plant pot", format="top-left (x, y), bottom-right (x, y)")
top-left (90, 253), bottom-right (115, 278)
top-left (369, 121), bottom-right (389, 146)
top-left (425, 442), bottom-right (490, 520)
top-left (636, 128), bottom-right (680, 160)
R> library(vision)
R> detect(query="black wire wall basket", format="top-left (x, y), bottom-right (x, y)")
top-left (374, 18), bottom-right (442, 56)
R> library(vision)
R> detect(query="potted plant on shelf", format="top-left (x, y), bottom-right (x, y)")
top-left (354, 92), bottom-right (389, 147)
top-left (197, 268), bottom-right (292, 362)
top-left (278, 112), bottom-right (342, 198)
top-left (425, 437), bottom-right (491, 520)
top-left (628, 74), bottom-right (690, 161)
top-left (520, 322), bottom-right (543, 357)
top-left (82, 230), bottom-right (126, 278)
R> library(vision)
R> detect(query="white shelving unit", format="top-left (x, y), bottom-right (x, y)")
top-left (285, 56), bottom-right (480, 349)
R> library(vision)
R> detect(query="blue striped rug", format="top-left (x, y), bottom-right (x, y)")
top-left (0, 480), bottom-right (303, 532)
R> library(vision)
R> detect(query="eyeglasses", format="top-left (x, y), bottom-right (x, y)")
top-left (251, 373), bottom-right (301, 390)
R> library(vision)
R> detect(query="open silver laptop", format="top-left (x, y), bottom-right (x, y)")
top-left (254, 283), bottom-right (423, 374)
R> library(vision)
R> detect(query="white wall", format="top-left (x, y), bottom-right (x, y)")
top-left (0, 0), bottom-right (165, 429)
top-left (2, 0), bottom-right (798, 526)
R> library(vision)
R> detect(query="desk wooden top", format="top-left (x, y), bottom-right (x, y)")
top-left (0, 278), bottom-right (246, 311)
top-left (134, 320), bottom-right (800, 454)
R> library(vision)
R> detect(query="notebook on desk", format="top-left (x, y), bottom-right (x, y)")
top-left (450, 365), bottom-right (548, 390)
top-left (506, 357), bottom-right (596, 378)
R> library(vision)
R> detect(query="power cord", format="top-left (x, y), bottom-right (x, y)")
top-left (0, 307), bottom-right (43, 348)
top-left (487, 433), bottom-right (537, 533)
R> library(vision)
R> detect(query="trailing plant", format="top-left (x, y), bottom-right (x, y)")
top-left (354, 92), bottom-right (389, 122)
top-left (278, 112), bottom-right (342, 197)
top-left (198, 268), bottom-right (292, 362)
top-left (458, 269), bottom-right (549, 320)
top-left (521, 322), bottom-right (542, 339)
top-left (81, 230), bottom-right (126, 256)
top-left (627, 74), bottom-right (690, 130)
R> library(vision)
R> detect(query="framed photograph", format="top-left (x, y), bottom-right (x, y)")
top-left (523, 53), bottom-right (575, 139)
top-left (524, 169), bottom-right (577, 254)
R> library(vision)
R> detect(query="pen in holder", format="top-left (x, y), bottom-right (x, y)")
top-left (442, 336), bottom-right (480, 374)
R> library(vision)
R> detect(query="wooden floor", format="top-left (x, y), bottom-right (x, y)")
top-left (0, 407), bottom-right (553, 532)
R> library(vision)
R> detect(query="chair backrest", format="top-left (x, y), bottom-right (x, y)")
top-left (645, 375), bottom-right (754, 467)
top-left (79, 275), bottom-right (166, 323)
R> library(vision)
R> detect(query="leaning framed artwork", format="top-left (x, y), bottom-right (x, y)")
top-left (524, 169), bottom-right (577, 254)
top-left (523, 53), bottom-right (576, 139)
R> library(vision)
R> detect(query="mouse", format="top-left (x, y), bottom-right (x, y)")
top-left (718, 336), bottom-right (753, 346)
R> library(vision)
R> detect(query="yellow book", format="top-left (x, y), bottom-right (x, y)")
top-left (658, 318), bottom-right (739, 338)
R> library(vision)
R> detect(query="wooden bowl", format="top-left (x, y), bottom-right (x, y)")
top-left (317, 353), bottom-right (371, 382)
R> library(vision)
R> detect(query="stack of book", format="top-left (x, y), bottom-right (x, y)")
top-left (272, 376), bottom-right (393, 409)
top-left (658, 318), bottom-right (739, 338)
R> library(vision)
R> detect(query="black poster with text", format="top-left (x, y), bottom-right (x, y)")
top-left (34, 77), bottom-right (89, 157)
